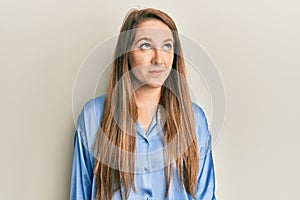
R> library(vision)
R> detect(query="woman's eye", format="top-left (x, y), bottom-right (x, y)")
top-left (163, 43), bottom-right (173, 51)
top-left (139, 43), bottom-right (152, 50)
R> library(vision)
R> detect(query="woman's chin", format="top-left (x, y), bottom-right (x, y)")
top-left (147, 82), bottom-right (163, 88)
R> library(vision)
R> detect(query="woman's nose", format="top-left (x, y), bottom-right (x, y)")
top-left (151, 48), bottom-right (164, 66)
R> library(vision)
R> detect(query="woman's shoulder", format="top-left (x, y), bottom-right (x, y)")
top-left (82, 94), bottom-right (106, 112)
top-left (75, 94), bottom-right (107, 154)
top-left (191, 102), bottom-right (212, 157)
top-left (191, 102), bottom-right (209, 126)
top-left (80, 94), bottom-right (106, 122)
top-left (76, 94), bottom-right (106, 129)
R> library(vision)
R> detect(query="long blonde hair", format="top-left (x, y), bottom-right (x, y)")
top-left (93, 8), bottom-right (199, 200)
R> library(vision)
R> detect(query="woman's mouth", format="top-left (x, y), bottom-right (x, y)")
top-left (148, 70), bottom-right (164, 75)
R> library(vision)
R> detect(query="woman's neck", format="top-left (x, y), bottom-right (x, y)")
top-left (134, 85), bottom-right (162, 133)
top-left (135, 86), bottom-right (161, 107)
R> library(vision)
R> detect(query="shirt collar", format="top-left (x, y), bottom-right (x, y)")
top-left (136, 107), bottom-right (162, 139)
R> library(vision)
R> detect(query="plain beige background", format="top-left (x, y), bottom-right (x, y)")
top-left (1, 0), bottom-right (299, 199)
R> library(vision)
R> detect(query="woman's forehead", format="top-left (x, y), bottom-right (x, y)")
top-left (137, 19), bottom-right (169, 29)
top-left (134, 20), bottom-right (173, 42)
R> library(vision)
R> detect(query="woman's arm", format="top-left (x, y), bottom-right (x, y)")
top-left (70, 111), bottom-right (94, 200)
top-left (195, 134), bottom-right (216, 200)
top-left (193, 104), bottom-right (217, 200)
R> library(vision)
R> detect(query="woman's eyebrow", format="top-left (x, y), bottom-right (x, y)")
top-left (163, 38), bottom-right (174, 43)
top-left (135, 37), bottom-right (174, 44)
top-left (135, 37), bottom-right (153, 44)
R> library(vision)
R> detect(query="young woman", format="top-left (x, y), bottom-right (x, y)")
top-left (70, 8), bottom-right (216, 200)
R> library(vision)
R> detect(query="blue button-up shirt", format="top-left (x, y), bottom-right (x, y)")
top-left (70, 95), bottom-right (216, 200)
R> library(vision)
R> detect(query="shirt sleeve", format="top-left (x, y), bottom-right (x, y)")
top-left (70, 111), bottom-right (94, 200)
top-left (194, 105), bottom-right (217, 200)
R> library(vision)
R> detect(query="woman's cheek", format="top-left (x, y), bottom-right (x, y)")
top-left (131, 68), bottom-right (146, 83)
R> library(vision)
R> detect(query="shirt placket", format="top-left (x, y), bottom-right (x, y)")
top-left (142, 135), bottom-right (153, 200)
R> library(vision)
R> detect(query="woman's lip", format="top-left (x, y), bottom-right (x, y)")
top-left (149, 70), bottom-right (164, 73)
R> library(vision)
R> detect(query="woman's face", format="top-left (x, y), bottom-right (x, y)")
top-left (129, 19), bottom-right (174, 88)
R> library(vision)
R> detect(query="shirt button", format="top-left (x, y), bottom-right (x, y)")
top-left (144, 167), bottom-right (150, 173)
